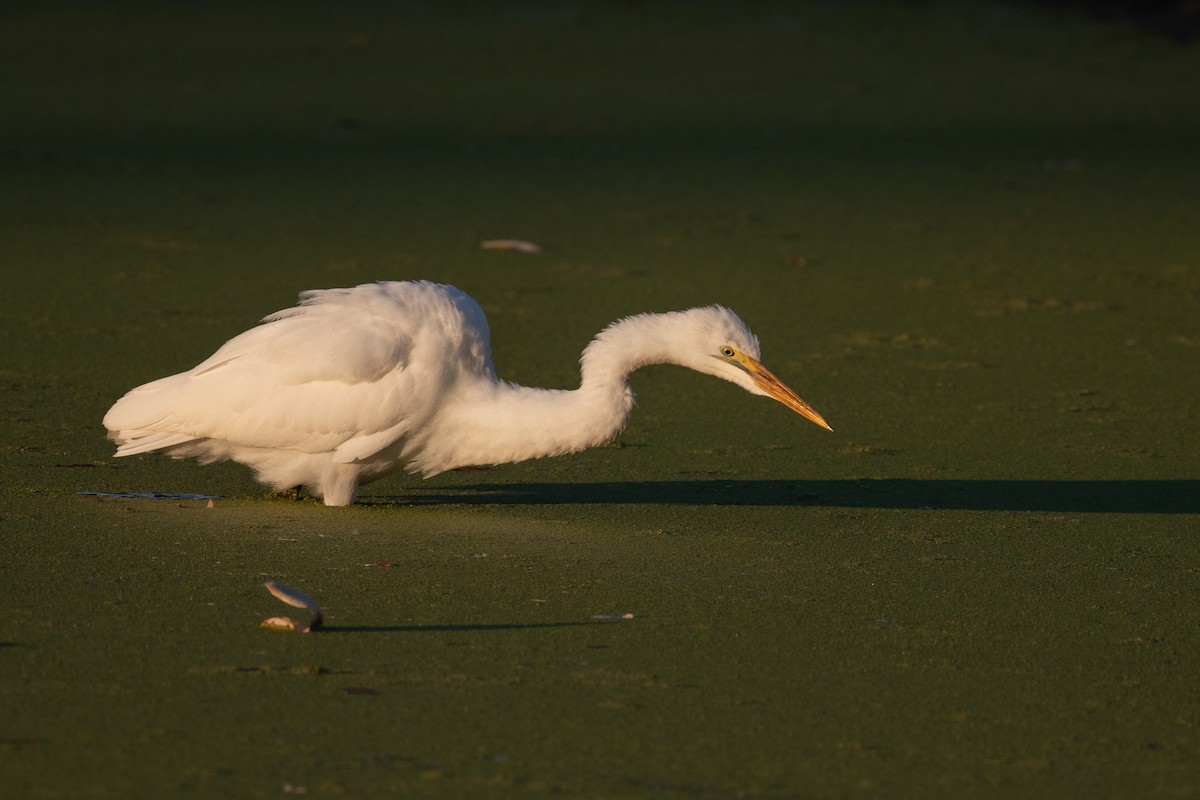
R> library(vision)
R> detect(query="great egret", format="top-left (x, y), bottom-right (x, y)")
top-left (104, 281), bottom-right (831, 506)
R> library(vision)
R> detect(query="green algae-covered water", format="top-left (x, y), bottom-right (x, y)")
top-left (2, 2), bottom-right (1198, 797)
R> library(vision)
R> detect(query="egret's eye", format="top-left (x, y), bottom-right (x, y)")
top-left (720, 346), bottom-right (736, 358)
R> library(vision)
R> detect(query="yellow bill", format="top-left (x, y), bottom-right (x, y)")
top-left (745, 356), bottom-right (833, 431)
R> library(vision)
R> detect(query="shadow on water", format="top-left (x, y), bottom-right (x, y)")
top-left (319, 621), bottom-right (600, 634)
top-left (369, 479), bottom-right (1199, 515)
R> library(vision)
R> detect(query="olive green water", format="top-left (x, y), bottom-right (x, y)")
top-left (2, 2), bottom-right (1199, 797)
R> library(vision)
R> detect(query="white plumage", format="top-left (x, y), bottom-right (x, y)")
top-left (104, 281), bottom-right (830, 506)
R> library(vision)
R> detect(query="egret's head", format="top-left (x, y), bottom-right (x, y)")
top-left (585, 304), bottom-right (831, 432)
top-left (674, 306), bottom-right (832, 431)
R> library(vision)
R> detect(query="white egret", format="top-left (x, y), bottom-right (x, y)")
top-left (104, 281), bottom-right (831, 506)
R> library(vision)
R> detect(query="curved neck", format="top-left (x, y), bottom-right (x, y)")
top-left (414, 315), bottom-right (680, 476)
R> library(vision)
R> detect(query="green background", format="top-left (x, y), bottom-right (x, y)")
top-left (2, 2), bottom-right (1198, 797)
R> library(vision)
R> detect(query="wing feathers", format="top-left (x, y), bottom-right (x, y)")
top-left (104, 281), bottom-right (492, 469)
top-left (110, 431), bottom-right (200, 456)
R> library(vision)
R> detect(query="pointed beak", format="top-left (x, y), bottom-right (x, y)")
top-left (744, 356), bottom-right (833, 431)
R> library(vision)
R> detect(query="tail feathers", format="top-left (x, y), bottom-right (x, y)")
top-left (111, 430), bottom-right (202, 457)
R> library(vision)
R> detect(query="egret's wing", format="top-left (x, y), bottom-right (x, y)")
top-left (107, 327), bottom-right (423, 454)
top-left (105, 282), bottom-right (491, 461)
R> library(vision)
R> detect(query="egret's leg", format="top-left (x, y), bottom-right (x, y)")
top-left (320, 465), bottom-right (360, 507)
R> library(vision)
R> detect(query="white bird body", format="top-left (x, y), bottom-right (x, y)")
top-left (105, 280), bottom-right (830, 506)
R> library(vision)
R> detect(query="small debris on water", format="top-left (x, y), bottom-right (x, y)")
top-left (479, 239), bottom-right (542, 253)
top-left (261, 581), bottom-right (323, 633)
top-left (260, 616), bottom-right (302, 632)
top-left (591, 613), bottom-right (635, 620)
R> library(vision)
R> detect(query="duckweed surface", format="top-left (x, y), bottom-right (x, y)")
top-left (2, 2), bottom-right (1198, 797)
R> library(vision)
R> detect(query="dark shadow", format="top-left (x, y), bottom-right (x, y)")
top-left (1031, 0), bottom-right (1200, 43)
top-left (366, 479), bottom-right (1199, 515)
top-left (319, 621), bottom-right (602, 634)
